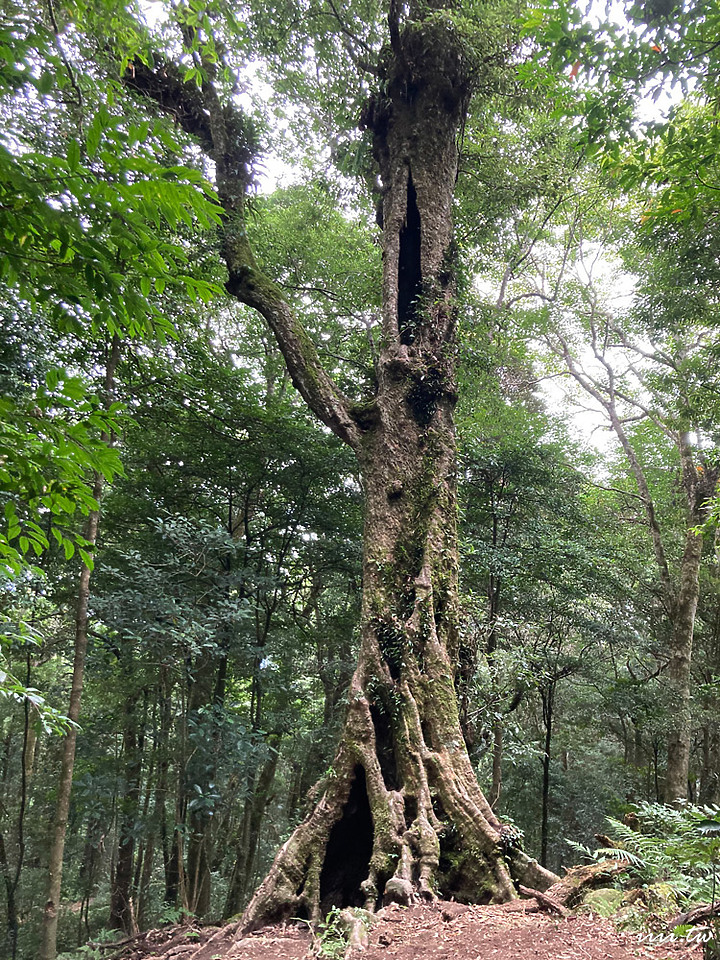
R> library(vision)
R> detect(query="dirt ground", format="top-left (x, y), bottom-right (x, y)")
top-left (110, 899), bottom-right (705, 960)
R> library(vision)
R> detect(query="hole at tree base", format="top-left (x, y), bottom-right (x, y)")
top-left (319, 766), bottom-right (374, 912)
top-left (291, 901), bottom-right (309, 921)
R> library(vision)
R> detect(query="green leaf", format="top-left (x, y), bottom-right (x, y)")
top-left (67, 139), bottom-right (80, 171)
top-left (86, 120), bottom-right (102, 158)
top-left (37, 71), bottom-right (54, 94)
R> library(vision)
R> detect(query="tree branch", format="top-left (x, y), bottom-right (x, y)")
top-left (124, 58), bottom-right (361, 450)
top-left (546, 330), bottom-right (676, 604)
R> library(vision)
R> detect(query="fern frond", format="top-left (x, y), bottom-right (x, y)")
top-left (595, 847), bottom-right (645, 867)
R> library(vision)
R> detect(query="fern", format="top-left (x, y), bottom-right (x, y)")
top-left (594, 847), bottom-right (645, 867)
top-left (599, 802), bottom-right (720, 909)
top-left (566, 840), bottom-right (594, 859)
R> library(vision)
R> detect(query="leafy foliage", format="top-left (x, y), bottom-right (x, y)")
top-left (597, 803), bottom-right (720, 906)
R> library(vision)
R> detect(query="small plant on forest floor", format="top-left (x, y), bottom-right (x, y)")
top-left (316, 907), bottom-right (349, 959)
top-left (57, 948), bottom-right (102, 960)
top-left (57, 928), bottom-right (118, 960)
top-left (569, 801), bottom-right (720, 927)
top-left (158, 904), bottom-right (196, 926)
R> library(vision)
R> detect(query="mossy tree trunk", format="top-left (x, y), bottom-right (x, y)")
top-left (127, 7), bottom-right (555, 931)
top-left (240, 21), bottom-right (523, 928)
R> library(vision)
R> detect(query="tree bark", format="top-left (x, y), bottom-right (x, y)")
top-left (239, 21), bottom-right (520, 928)
top-left (184, 656), bottom-right (215, 919)
top-left (553, 340), bottom-right (717, 803)
top-left (223, 736), bottom-right (281, 917)
top-left (109, 684), bottom-right (142, 934)
top-left (664, 527), bottom-right (703, 802)
top-left (489, 722), bottom-right (503, 809)
top-left (126, 11), bottom-right (554, 929)
top-left (39, 337), bottom-right (121, 960)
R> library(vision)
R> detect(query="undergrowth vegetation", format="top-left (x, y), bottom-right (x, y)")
top-left (573, 802), bottom-right (720, 910)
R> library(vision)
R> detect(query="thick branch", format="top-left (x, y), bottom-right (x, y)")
top-left (222, 221), bottom-right (361, 449)
top-left (124, 58), bottom-right (361, 449)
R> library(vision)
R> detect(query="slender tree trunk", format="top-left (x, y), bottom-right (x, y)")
top-left (555, 343), bottom-right (718, 806)
top-left (700, 600), bottom-right (720, 804)
top-left (137, 834), bottom-right (155, 931)
top-left (153, 668), bottom-right (174, 908)
top-left (700, 725), bottom-right (720, 805)
top-left (109, 692), bottom-right (142, 934)
top-left (134, 699), bottom-right (157, 930)
top-left (224, 737), bottom-right (281, 917)
top-left (540, 684), bottom-right (554, 869)
top-left (78, 842), bottom-right (96, 944)
top-left (0, 831), bottom-right (19, 960)
top-left (664, 528), bottom-right (703, 802)
top-left (289, 606), bottom-right (354, 817)
top-left (486, 563), bottom-right (503, 807)
top-left (184, 655), bottom-right (223, 918)
top-left (39, 338), bottom-right (121, 960)
top-left (489, 722), bottom-right (503, 810)
top-left (1, 654), bottom-right (35, 958)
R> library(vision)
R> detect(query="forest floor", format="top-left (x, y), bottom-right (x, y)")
top-left (110, 899), bottom-right (705, 960)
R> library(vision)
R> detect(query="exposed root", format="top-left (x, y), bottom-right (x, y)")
top-left (241, 669), bottom-right (518, 934)
top-left (508, 849), bottom-right (558, 893)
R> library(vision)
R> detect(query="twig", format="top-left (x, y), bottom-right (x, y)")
top-left (518, 884), bottom-right (571, 917)
top-left (47, 0), bottom-right (84, 124)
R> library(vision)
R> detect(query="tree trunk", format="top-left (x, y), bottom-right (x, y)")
top-left (185, 654), bottom-right (225, 918)
top-left (40, 337), bottom-right (121, 960)
top-left (489, 721), bottom-right (503, 809)
top-left (109, 688), bottom-right (142, 934)
top-left (664, 527), bottom-right (703, 802)
top-left (540, 683), bottom-right (554, 869)
top-left (224, 736), bottom-right (281, 917)
top-left (700, 725), bottom-right (720, 805)
top-left (126, 10), bottom-right (556, 930)
top-left (554, 340), bottom-right (718, 808)
top-left (239, 23), bottom-right (526, 930)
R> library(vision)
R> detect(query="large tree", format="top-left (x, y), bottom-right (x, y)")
top-left (116, 0), bottom-right (556, 927)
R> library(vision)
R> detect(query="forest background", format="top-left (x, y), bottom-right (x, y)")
top-left (2, 0), bottom-right (720, 956)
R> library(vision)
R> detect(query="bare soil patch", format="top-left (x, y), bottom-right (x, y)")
top-left (363, 901), bottom-right (701, 960)
top-left (109, 899), bottom-right (703, 960)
